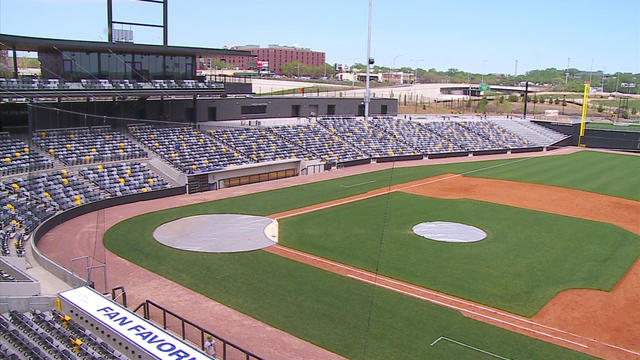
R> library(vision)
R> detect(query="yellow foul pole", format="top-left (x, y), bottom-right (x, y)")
top-left (578, 82), bottom-right (590, 147)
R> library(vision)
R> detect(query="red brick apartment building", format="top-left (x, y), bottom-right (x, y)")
top-left (196, 50), bottom-right (256, 72)
top-left (232, 44), bottom-right (325, 76)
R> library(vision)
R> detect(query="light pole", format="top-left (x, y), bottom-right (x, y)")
top-left (364, 0), bottom-right (373, 121)
top-left (409, 58), bottom-right (424, 84)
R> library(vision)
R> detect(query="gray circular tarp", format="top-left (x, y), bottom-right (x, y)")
top-left (412, 221), bottom-right (487, 243)
top-left (153, 214), bottom-right (276, 253)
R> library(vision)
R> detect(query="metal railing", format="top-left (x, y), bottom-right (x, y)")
top-left (133, 299), bottom-right (264, 360)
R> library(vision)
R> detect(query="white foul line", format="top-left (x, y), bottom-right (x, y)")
top-left (430, 336), bottom-right (511, 360)
top-left (273, 245), bottom-right (640, 357)
top-left (347, 274), bottom-right (589, 349)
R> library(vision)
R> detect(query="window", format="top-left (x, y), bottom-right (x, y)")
top-left (241, 105), bottom-right (267, 114)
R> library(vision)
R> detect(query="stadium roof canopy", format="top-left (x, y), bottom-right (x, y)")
top-left (0, 33), bottom-right (251, 57)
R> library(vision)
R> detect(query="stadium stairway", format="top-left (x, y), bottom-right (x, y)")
top-left (487, 118), bottom-right (569, 146)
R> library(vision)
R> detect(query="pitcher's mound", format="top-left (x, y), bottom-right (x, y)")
top-left (153, 214), bottom-right (278, 253)
top-left (412, 221), bottom-right (487, 243)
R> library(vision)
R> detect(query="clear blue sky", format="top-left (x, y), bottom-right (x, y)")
top-left (1, 0), bottom-right (638, 74)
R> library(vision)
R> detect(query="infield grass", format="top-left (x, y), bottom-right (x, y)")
top-left (279, 192), bottom-right (640, 316)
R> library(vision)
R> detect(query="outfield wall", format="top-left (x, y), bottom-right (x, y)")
top-left (534, 121), bottom-right (640, 151)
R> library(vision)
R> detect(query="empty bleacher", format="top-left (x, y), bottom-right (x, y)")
top-left (0, 308), bottom-right (129, 360)
top-left (488, 119), bottom-right (569, 146)
top-left (1, 132), bottom-right (53, 176)
top-left (210, 127), bottom-right (314, 163)
top-left (79, 162), bottom-right (171, 197)
top-left (271, 123), bottom-right (365, 163)
top-left (129, 125), bottom-right (249, 173)
top-left (31, 126), bottom-right (147, 166)
top-left (319, 117), bottom-right (420, 158)
top-left (0, 78), bottom-right (225, 92)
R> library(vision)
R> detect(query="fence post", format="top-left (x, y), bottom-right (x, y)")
top-left (162, 308), bottom-right (167, 329)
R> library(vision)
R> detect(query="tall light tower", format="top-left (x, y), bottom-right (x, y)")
top-left (364, 0), bottom-right (373, 121)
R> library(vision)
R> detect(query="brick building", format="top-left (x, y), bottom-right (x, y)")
top-left (232, 44), bottom-right (325, 76)
top-left (196, 51), bottom-right (256, 72)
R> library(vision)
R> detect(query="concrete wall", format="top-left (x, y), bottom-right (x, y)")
top-left (24, 96), bottom-right (397, 130)
top-left (534, 121), bottom-right (640, 151)
top-left (0, 257), bottom-right (41, 296)
top-left (0, 295), bottom-right (57, 313)
top-left (196, 97), bottom-right (397, 121)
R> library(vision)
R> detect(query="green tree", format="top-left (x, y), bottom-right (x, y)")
top-left (478, 97), bottom-right (489, 113)
top-left (632, 107), bottom-right (638, 115)
top-left (503, 101), bottom-right (512, 114)
top-left (597, 104), bottom-right (604, 113)
top-left (508, 95), bottom-right (519, 102)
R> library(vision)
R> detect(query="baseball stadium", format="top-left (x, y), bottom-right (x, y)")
top-left (1, 3), bottom-right (640, 360)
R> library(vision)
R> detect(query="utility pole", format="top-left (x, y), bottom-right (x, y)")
top-left (565, 57), bottom-right (570, 86)
top-left (514, 59), bottom-right (518, 77)
top-left (523, 81), bottom-right (529, 119)
top-left (364, 0), bottom-right (373, 121)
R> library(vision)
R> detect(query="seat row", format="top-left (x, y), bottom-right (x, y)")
top-left (129, 125), bottom-right (249, 173)
top-left (211, 127), bottom-right (314, 163)
top-left (0, 78), bottom-right (224, 91)
top-left (269, 124), bottom-right (365, 163)
top-left (0, 133), bottom-right (54, 176)
top-left (31, 127), bottom-right (147, 166)
top-left (79, 162), bottom-right (171, 197)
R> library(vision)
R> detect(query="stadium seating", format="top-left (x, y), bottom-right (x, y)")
top-left (489, 119), bottom-right (568, 146)
top-left (0, 308), bottom-right (129, 360)
top-left (210, 127), bottom-right (314, 163)
top-left (129, 125), bottom-right (249, 173)
top-left (271, 123), bottom-right (365, 163)
top-left (319, 117), bottom-right (420, 158)
top-left (79, 162), bottom-right (171, 197)
top-left (0, 78), bottom-right (225, 92)
top-left (31, 126), bottom-right (147, 166)
top-left (0, 132), bottom-right (53, 176)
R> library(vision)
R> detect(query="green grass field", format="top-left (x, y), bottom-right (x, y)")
top-left (104, 150), bottom-right (640, 359)
top-left (280, 193), bottom-right (640, 316)
top-left (586, 122), bottom-right (640, 132)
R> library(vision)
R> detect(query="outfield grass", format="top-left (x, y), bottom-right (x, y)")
top-left (103, 150), bottom-right (639, 359)
top-left (279, 193), bottom-right (640, 316)
top-left (465, 151), bottom-right (640, 201)
top-left (586, 122), bottom-right (640, 132)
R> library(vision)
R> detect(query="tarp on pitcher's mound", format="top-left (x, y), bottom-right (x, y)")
top-left (153, 214), bottom-right (277, 253)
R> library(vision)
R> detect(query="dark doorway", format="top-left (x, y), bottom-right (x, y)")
top-left (381, 105), bottom-right (388, 114)
top-left (310, 104), bottom-right (319, 116)
top-left (208, 106), bottom-right (217, 121)
top-left (358, 104), bottom-right (365, 116)
top-left (327, 104), bottom-right (336, 115)
top-left (291, 105), bottom-right (301, 117)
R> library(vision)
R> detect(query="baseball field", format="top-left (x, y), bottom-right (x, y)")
top-left (103, 150), bottom-right (640, 359)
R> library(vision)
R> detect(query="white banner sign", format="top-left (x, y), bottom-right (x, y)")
top-left (58, 287), bottom-right (210, 360)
